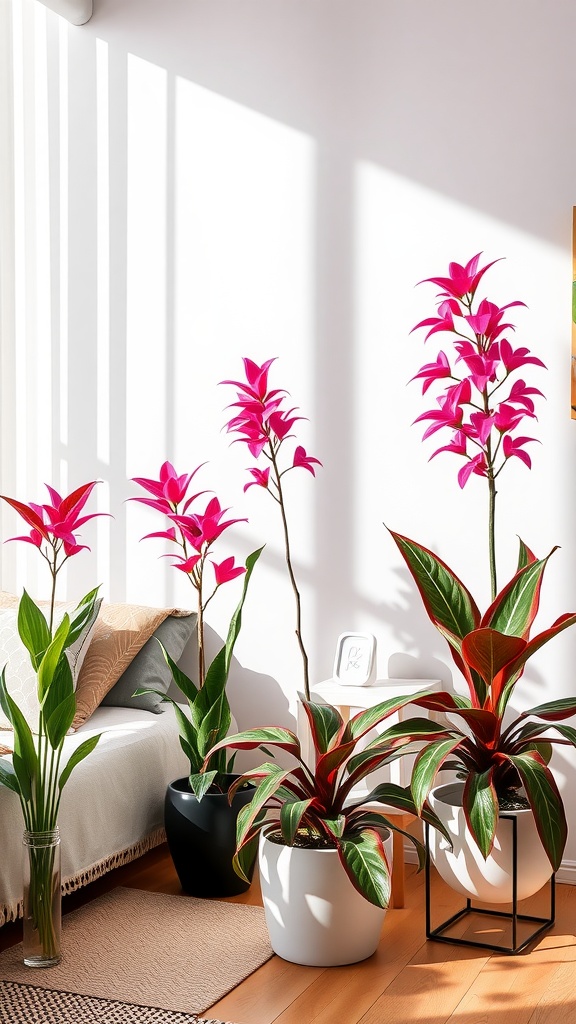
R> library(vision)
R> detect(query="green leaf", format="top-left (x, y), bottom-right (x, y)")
top-left (207, 726), bottom-right (302, 762)
top-left (189, 770), bottom-right (217, 799)
top-left (411, 737), bottom-right (463, 812)
top-left (300, 700), bottom-right (345, 754)
top-left (355, 781), bottom-right (453, 847)
top-left (233, 815), bottom-right (267, 882)
top-left (0, 757), bottom-right (20, 795)
top-left (516, 537), bottom-right (536, 572)
top-left (160, 646), bottom-right (199, 704)
top-left (346, 689), bottom-right (440, 742)
top-left (481, 552), bottom-right (555, 639)
top-left (526, 697), bottom-right (576, 722)
top-left (58, 734), bottom-right (101, 791)
top-left (235, 766), bottom-right (294, 850)
top-left (17, 590), bottom-right (50, 670)
top-left (197, 694), bottom-right (232, 769)
top-left (202, 545), bottom-right (264, 710)
top-left (45, 692), bottom-right (77, 749)
top-left (463, 769), bottom-right (498, 858)
top-left (338, 829), bottom-right (391, 908)
top-left (322, 815), bottom-right (346, 841)
top-left (221, 545), bottom-right (264, 680)
top-left (506, 752), bottom-right (567, 871)
top-left (0, 668), bottom-right (37, 800)
top-left (65, 587), bottom-right (100, 649)
top-left (496, 613), bottom-right (576, 716)
top-left (346, 808), bottom-right (426, 871)
top-left (41, 653), bottom-right (74, 734)
top-left (387, 529), bottom-right (480, 646)
top-left (279, 798), bottom-right (314, 844)
top-left (345, 739), bottom-right (423, 786)
top-left (37, 614), bottom-right (70, 700)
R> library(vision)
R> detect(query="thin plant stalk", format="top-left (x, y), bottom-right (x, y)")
top-left (269, 446), bottom-right (310, 700)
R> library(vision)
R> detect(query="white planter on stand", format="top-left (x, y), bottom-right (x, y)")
top-left (428, 782), bottom-right (552, 904)
top-left (258, 827), bottom-right (392, 966)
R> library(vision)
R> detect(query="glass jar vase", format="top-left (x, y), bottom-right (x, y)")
top-left (22, 828), bottom-right (62, 967)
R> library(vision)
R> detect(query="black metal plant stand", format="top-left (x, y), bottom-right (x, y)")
top-left (425, 818), bottom-right (555, 955)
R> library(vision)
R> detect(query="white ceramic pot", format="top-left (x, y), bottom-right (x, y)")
top-left (258, 828), bottom-right (391, 966)
top-left (428, 782), bottom-right (553, 904)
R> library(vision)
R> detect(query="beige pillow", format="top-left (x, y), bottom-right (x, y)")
top-left (71, 602), bottom-right (192, 730)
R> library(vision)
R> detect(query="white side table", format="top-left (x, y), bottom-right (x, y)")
top-left (297, 677), bottom-right (441, 908)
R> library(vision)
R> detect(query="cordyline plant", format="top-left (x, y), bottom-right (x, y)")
top-left (206, 695), bottom-right (452, 908)
top-left (130, 461), bottom-right (263, 798)
top-left (221, 358), bottom-right (321, 701)
top-left (386, 255), bottom-right (576, 870)
top-left (0, 482), bottom-right (104, 959)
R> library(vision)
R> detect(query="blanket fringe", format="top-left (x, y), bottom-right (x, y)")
top-left (0, 827), bottom-right (167, 926)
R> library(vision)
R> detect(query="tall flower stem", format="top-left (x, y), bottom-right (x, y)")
top-left (488, 470), bottom-right (497, 601)
top-left (270, 447), bottom-right (310, 701)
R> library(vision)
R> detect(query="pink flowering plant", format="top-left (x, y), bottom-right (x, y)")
top-left (130, 462), bottom-right (263, 798)
top-left (385, 255), bottom-right (576, 869)
top-left (221, 358), bottom-right (321, 700)
top-left (0, 482), bottom-right (104, 959)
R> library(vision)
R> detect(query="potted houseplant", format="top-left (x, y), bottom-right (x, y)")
top-left (0, 481), bottom-right (105, 966)
top-left (206, 694), bottom-right (451, 966)
top-left (386, 254), bottom-right (576, 912)
top-left (129, 461), bottom-right (263, 896)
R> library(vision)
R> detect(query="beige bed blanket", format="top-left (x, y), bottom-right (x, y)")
top-left (0, 703), bottom-right (188, 924)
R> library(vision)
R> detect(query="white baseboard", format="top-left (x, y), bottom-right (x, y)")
top-left (403, 844), bottom-right (576, 885)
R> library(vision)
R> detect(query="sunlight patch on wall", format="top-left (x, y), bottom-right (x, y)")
top-left (167, 77), bottom-right (317, 672)
top-left (172, 79), bottom-right (316, 420)
top-left (58, 16), bottom-right (68, 450)
top-left (125, 53), bottom-right (168, 602)
top-left (171, 75), bottom-right (316, 486)
top-left (96, 38), bottom-right (110, 466)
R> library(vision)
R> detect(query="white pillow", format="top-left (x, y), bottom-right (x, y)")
top-left (0, 598), bottom-right (101, 733)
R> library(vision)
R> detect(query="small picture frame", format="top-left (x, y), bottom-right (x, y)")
top-left (333, 632), bottom-right (377, 687)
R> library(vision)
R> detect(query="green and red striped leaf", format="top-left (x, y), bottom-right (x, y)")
top-left (411, 737), bottom-right (463, 812)
top-left (463, 769), bottom-right (498, 858)
top-left (337, 828), bottom-right (391, 908)
top-left (301, 699), bottom-right (345, 755)
top-left (387, 528), bottom-right (481, 643)
top-left (279, 798), bottom-right (315, 844)
top-left (481, 550), bottom-right (557, 639)
top-left (496, 614), bottom-right (576, 716)
top-left (504, 751), bottom-right (567, 871)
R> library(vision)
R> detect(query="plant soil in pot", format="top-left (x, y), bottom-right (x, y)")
top-left (164, 774), bottom-right (255, 897)
top-left (428, 782), bottom-right (553, 904)
top-left (258, 826), bottom-right (391, 966)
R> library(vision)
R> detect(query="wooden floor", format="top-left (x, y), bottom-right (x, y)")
top-left (2, 844), bottom-right (576, 1023)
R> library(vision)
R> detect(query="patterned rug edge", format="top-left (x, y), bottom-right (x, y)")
top-left (0, 980), bottom-right (236, 1024)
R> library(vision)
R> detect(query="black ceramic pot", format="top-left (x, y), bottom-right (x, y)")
top-left (164, 775), bottom-right (255, 897)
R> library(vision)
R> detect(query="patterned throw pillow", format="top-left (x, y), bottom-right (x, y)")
top-left (70, 603), bottom-right (193, 730)
top-left (101, 612), bottom-right (197, 714)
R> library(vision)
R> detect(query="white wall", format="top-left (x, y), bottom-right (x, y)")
top-left (2, 0), bottom-right (576, 870)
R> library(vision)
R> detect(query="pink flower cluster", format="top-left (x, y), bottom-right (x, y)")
top-left (2, 481), bottom-right (104, 560)
top-left (131, 461), bottom-right (247, 589)
top-left (221, 357), bottom-right (321, 488)
top-left (411, 253), bottom-right (545, 488)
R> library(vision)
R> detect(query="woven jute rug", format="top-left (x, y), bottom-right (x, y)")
top-left (0, 981), bottom-right (233, 1023)
top-left (0, 887), bottom-right (273, 1016)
